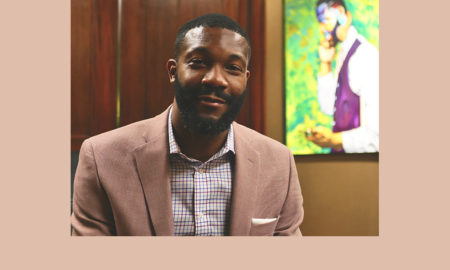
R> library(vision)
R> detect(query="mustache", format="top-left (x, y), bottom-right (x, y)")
top-left (173, 75), bottom-right (233, 102)
top-left (195, 87), bottom-right (232, 103)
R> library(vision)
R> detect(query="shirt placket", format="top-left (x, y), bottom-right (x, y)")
top-left (193, 164), bottom-right (209, 236)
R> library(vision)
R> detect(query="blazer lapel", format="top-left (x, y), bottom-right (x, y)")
top-left (229, 123), bottom-right (260, 236)
top-left (131, 110), bottom-right (260, 236)
top-left (133, 109), bottom-right (174, 236)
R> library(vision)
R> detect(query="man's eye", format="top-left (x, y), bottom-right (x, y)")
top-left (189, 59), bottom-right (205, 65)
top-left (227, 65), bottom-right (243, 73)
top-left (188, 59), bottom-right (208, 69)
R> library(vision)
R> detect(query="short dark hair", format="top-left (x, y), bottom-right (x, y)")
top-left (173, 13), bottom-right (251, 61)
top-left (316, 0), bottom-right (347, 11)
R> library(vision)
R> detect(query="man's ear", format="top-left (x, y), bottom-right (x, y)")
top-left (167, 59), bottom-right (177, 83)
top-left (246, 70), bottom-right (251, 80)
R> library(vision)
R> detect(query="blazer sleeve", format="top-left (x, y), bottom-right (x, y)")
top-left (71, 140), bottom-right (116, 236)
top-left (274, 150), bottom-right (304, 236)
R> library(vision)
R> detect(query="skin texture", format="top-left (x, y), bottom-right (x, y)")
top-left (305, 5), bottom-right (352, 151)
top-left (166, 27), bottom-right (251, 162)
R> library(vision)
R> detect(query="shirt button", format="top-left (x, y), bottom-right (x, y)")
top-left (198, 213), bottom-right (204, 219)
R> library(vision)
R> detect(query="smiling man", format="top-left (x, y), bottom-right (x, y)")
top-left (72, 13), bottom-right (304, 236)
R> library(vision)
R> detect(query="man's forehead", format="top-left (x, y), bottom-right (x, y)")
top-left (316, 3), bottom-right (340, 23)
top-left (316, 3), bottom-right (332, 22)
top-left (182, 26), bottom-right (249, 56)
top-left (184, 26), bottom-right (243, 41)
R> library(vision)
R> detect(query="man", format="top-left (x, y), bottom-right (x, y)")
top-left (306, 0), bottom-right (379, 153)
top-left (71, 14), bottom-right (304, 236)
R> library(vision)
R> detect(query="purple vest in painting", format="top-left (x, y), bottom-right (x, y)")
top-left (332, 39), bottom-right (361, 153)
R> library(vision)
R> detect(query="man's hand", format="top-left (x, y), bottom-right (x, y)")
top-left (318, 40), bottom-right (335, 63)
top-left (318, 40), bottom-right (335, 76)
top-left (305, 126), bottom-right (343, 151)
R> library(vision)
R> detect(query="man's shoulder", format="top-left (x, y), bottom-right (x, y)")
top-left (356, 35), bottom-right (378, 56)
top-left (83, 109), bottom-right (168, 153)
top-left (350, 36), bottom-right (378, 69)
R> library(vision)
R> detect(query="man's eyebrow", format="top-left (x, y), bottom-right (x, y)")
top-left (185, 47), bottom-right (210, 58)
top-left (185, 47), bottom-right (247, 65)
top-left (228, 53), bottom-right (247, 65)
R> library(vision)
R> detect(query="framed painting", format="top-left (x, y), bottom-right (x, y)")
top-left (284, 0), bottom-right (379, 154)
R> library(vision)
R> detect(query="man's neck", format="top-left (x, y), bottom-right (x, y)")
top-left (340, 26), bottom-right (357, 50)
top-left (171, 105), bottom-right (229, 163)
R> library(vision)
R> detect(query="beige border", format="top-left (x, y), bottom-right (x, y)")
top-left (2, 0), bottom-right (449, 269)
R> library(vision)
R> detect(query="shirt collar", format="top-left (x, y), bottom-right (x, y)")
top-left (168, 106), bottom-right (235, 159)
top-left (340, 25), bottom-right (358, 53)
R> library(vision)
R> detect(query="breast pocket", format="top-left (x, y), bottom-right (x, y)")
top-left (249, 217), bottom-right (279, 236)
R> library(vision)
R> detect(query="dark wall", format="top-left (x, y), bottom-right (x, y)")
top-left (70, 151), bottom-right (79, 214)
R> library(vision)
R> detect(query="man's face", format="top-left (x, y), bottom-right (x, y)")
top-left (169, 27), bottom-right (250, 135)
top-left (316, 3), bottom-right (345, 44)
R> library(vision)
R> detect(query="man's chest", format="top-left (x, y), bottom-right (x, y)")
top-left (169, 156), bottom-right (233, 236)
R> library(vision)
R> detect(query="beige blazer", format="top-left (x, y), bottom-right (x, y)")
top-left (71, 107), bottom-right (304, 236)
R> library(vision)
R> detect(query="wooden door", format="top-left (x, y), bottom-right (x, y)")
top-left (71, 0), bottom-right (265, 150)
top-left (71, 0), bottom-right (118, 150)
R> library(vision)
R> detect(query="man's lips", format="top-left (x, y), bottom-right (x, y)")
top-left (197, 95), bottom-right (226, 104)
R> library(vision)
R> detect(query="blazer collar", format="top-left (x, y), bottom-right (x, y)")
top-left (132, 107), bottom-right (261, 236)
top-left (229, 122), bottom-right (261, 236)
top-left (133, 107), bottom-right (174, 236)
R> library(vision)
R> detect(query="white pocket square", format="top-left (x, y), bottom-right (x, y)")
top-left (251, 218), bottom-right (277, 225)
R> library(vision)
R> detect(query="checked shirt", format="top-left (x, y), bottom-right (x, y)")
top-left (168, 108), bottom-right (234, 236)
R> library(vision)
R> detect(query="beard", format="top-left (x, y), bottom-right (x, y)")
top-left (329, 22), bottom-right (340, 46)
top-left (173, 75), bottom-right (247, 136)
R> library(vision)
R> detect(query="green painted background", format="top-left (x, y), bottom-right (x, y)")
top-left (284, 0), bottom-right (379, 154)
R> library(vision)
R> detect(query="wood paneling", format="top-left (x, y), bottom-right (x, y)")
top-left (119, 0), bottom-right (148, 125)
top-left (71, 0), bottom-right (94, 150)
top-left (121, 0), bottom-right (267, 128)
top-left (72, 0), bottom-right (266, 150)
top-left (247, 0), bottom-right (265, 133)
top-left (71, 0), bottom-right (118, 150)
top-left (92, 0), bottom-right (118, 133)
top-left (144, 0), bottom-right (178, 119)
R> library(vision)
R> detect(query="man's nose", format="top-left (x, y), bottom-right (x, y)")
top-left (201, 64), bottom-right (228, 89)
